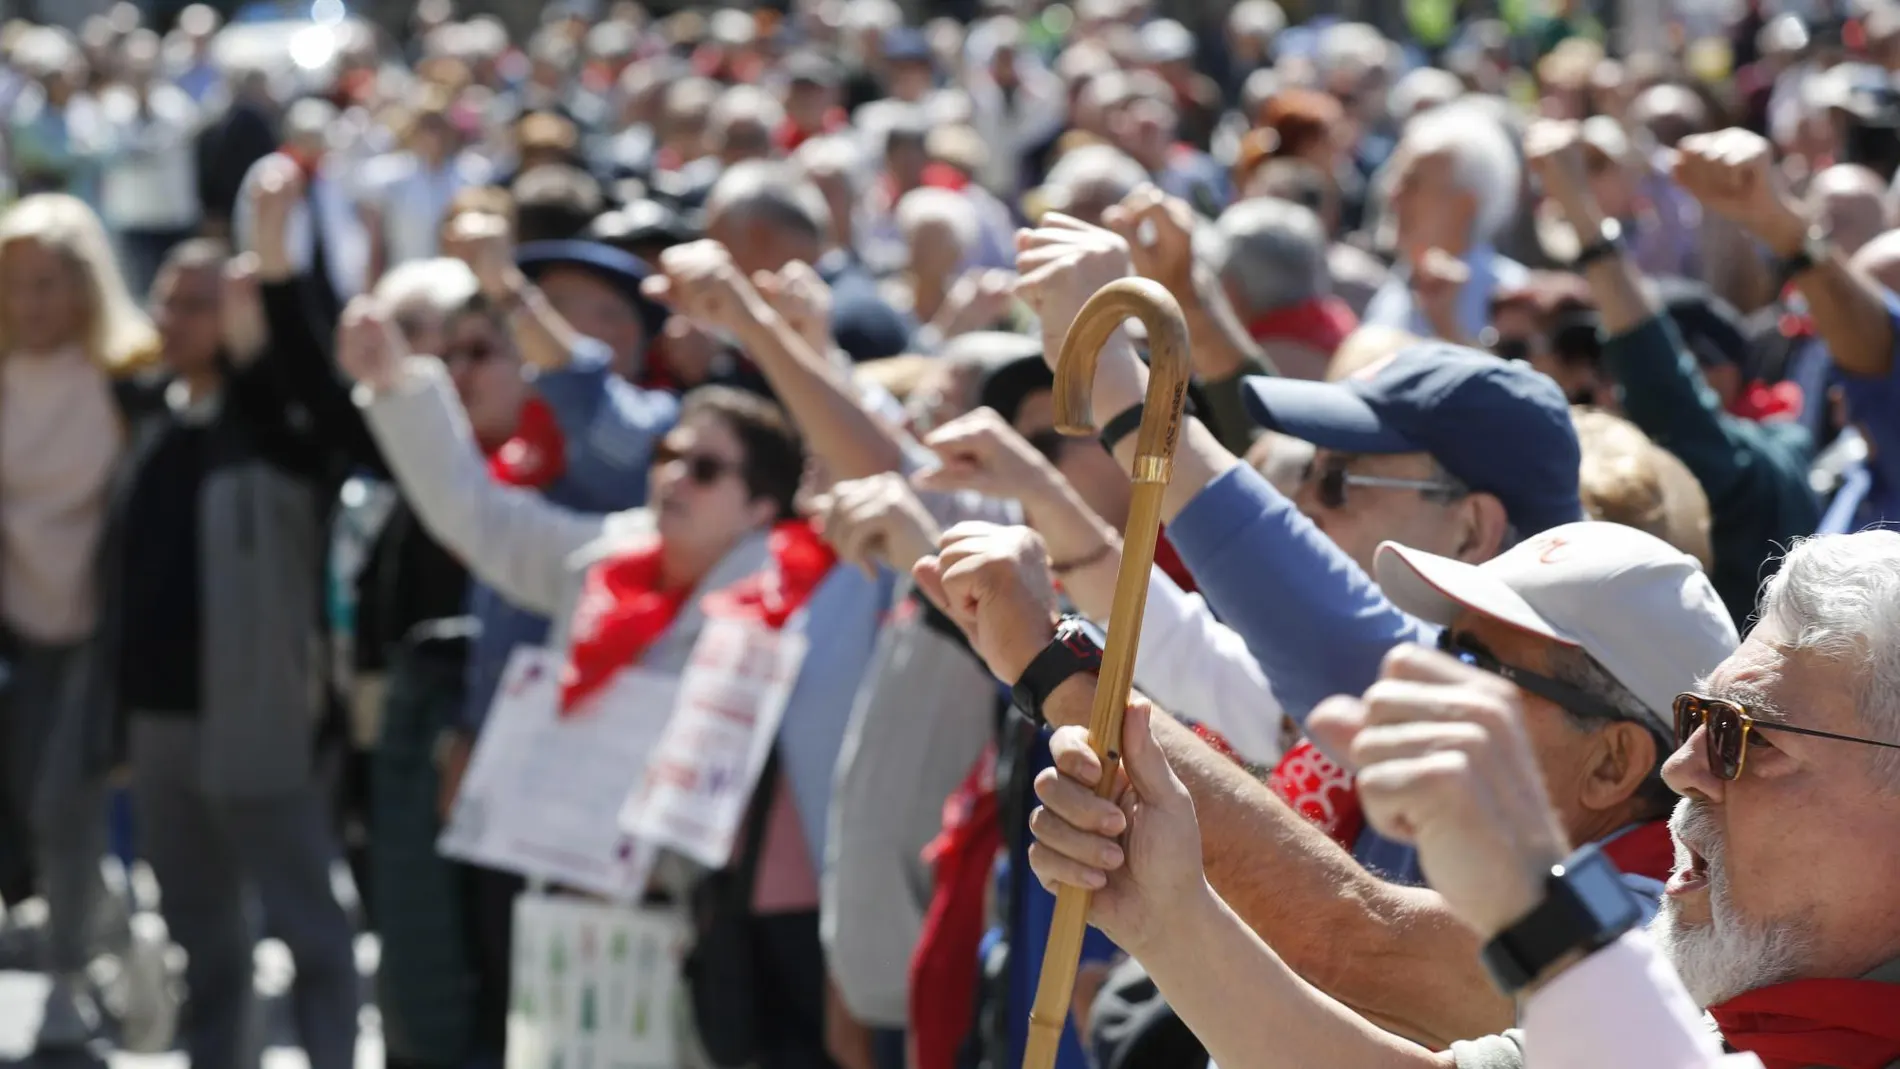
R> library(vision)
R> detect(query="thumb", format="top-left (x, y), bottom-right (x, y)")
top-left (1303, 694), bottom-right (1369, 772)
top-left (1119, 700), bottom-right (1189, 813)
top-left (911, 555), bottom-right (952, 617)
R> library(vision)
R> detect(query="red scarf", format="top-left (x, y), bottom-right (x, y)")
top-left (1711, 980), bottom-right (1900, 1069)
top-left (1246, 297), bottom-right (1360, 355)
top-left (774, 109), bottom-right (848, 154)
top-left (1153, 533), bottom-right (1197, 594)
top-left (909, 747), bottom-right (1000, 1069)
top-left (486, 397), bottom-right (567, 488)
top-left (558, 520), bottom-right (836, 714)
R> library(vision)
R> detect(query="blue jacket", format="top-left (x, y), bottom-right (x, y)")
top-left (459, 340), bottom-right (679, 732)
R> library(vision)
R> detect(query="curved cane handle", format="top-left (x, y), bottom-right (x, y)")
top-left (1021, 275), bottom-right (1193, 1069)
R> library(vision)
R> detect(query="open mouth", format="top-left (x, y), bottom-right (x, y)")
top-left (1666, 847), bottom-right (1711, 896)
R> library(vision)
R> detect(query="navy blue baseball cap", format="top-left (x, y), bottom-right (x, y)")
top-left (516, 239), bottom-right (669, 342)
top-left (1241, 344), bottom-right (1584, 536)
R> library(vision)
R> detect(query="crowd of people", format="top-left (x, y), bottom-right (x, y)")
top-left (2, 0), bottom-right (1900, 1068)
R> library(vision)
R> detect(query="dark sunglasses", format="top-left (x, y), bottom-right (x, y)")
top-left (443, 338), bottom-right (502, 366)
top-left (1027, 429), bottom-right (1069, 465)
top-left (1302, 458), bottom-right (1469, 511)
top-left (651, 442), bottom-right (741, 487)
top-left (1490, 336), bottom-right (1533, 364)
top-left (1438, 631), bottom-right (1636, 725)
top-left (1673, 692), bottom-right (1900, 781)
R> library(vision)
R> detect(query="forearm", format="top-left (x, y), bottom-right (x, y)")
top-left (1088, 333), bottom-right (1242, 521)
top-left (735, 307), bottom-right (906, 480)
top-left (503, 274), bottom-right (587, 373)
top-left (1793, 256), bottom-right (1895, 378)
top-left (1180, 264), bottom-right (1274, 384)
top-left (1041, 678), bottom-right (1508, 1045)
top-left (1136, 885), bottom-right (1445, 1069)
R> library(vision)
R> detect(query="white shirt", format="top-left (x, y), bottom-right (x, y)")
top-left (1524, 931), bottom-right (1764, 1069)
top-left (97, 83), bottom-right (202, 231)
top-left (358, 150), bottom-right (493, 268)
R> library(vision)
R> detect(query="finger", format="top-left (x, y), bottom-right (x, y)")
top-left (1014, 244), bottom-right (1076, 271)
top-left (641, 275), bottom-right (675, 305)
top-left (1048, 726), bottom-right (1110, 794)
top-left (1028, 802), bottom-right (1126, 871)
top-left (1026, 842), bottom-right (1108, 891)
top-left (1033, 762), bottom-right (1125, 834)
top-left (936, 520), bottom-right (1006, 550)
top-left (1302, 694), bottom-right (1369, 772)
top-left (909, 460), bottom-right (984, 495)
top-left (1036, 211), bottom-right (1104, 233)
top-left (1361, 676), bottom-right (1500, 727)
top-left (1377, 643), bottom-right (1491, 685)
top-left (1348, 720), bottom-right (1489, 771)
top-left (1353, 750), bottom-right (1477, 844)
top-left (910, 555), bottom-right (953, 617)
top-left (1117, 700), bottom-right (1191, 812)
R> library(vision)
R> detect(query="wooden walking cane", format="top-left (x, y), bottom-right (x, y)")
top-left (1020, 276), bottom-right (1193, 1069)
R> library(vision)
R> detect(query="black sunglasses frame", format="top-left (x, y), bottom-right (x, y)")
top-left (1673, 692), bottom-right (1900, 781)
top-left (1438, 631), bottom-right (1639, 727)
top-left (1305, 458), bottom-right (1470, 511)
top-left (651, 443), bottom-right (741, 488)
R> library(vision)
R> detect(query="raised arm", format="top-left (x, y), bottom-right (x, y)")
top-left (336, 298), bottom-right (606, 618)
top-left (645, 243), bottom-right (907, 481)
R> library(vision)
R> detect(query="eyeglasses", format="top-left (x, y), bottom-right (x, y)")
top-left (1672, 692), bottom-right (1900, 781)
top-left (1490, 336), bottom-right (1534, 364)
top-left (1438, 631), bottom-right (1637, 725)
top-left (1301, 458), bottom-right (1469, 511)
top-left (652, 442), bottom-right (741, 487)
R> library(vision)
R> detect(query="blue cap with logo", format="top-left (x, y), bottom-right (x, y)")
top-left (1240, 344), bottom-right (1583, 536)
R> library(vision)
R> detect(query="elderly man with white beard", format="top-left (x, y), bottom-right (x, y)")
top-left (988, 529), bottom-right (1900, 1069)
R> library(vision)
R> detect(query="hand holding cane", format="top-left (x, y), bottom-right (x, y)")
top-left (1021, 275), bottom-right (1193, 1069)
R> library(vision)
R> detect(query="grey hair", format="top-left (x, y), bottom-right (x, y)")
top-left (1400, 101), bottom-right (1521, 244)
top-left (1387, 66), bottom-right (1464, 125)
top-left (706, 160), bottom-right (833, 245)
top-left (1755, 530), bottom-right (1900, 783)
top-left (1043, 144), bottom-right (1147, 205)
top-left (793, 134), bottom-right (870, 193)
top-left (710, 84), bottom-right (786, 139)
top-left (373, 257), bottom-right (480, 314)
top-left (895, 187), bottom-right (979, 256)
top-left (1208, 197), bottom-right (1332, 316)
top-left (1547, 643), bottom-right (1676, 817)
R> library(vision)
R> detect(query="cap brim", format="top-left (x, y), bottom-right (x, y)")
top-left (1240, 376), bottom-right (1420, 454)
top-left (1374, 541), bottom-right (1580, 647)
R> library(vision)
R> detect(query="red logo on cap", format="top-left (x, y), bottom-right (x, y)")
top-left (1534, 536), bottom-right (1571, 564)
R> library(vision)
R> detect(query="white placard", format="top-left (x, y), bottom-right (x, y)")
top-left (440, 648), bottom-right (678, 899)
top-left (618, 616), bottom-right (808, 869)
top-left (506, 892), bottom-right (687, 1069)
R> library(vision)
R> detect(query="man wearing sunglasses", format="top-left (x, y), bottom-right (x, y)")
top-left (996, 519), bottom-right (1736, 1057)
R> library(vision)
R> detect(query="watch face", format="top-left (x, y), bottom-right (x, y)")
top-left (1563, 853), bottom-right (1645, 931)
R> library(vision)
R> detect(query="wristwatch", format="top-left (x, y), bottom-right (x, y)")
top-left (1571, 217), bottom-right (1623, 269)
top-left (1010, 614), bottom-right (1105, 725)
top-left (1479, 843), bottom-right (1644, 997)
top-left (1771, 223), bottom-right (1832, 291)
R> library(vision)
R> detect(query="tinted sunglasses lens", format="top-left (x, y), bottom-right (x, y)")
top-left (1492, 338), bottom-right (1531, 363)
top-left (1029, 431), bottom-right (1066, 463)
top-left (1673, 695), bottom-right (1699, 751)
top-left (686, 456), bottom-right (726, 485)
top-left (1706, 703), bottom-right (1746, 780)
top-left (1318, 466), bottom-right (1347, 509)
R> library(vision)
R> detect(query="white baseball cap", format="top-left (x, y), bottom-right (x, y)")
top-left (1374, 521), bottom-right (1739, 732)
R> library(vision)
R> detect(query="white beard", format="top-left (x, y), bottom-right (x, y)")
top-left (1651, 798), bottom-right (1813, 1006)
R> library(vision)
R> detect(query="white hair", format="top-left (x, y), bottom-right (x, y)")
top-left (1043, 144), bottom-right (1147, 205)
top-left (895, 187), bottom-right (978, 256)
top-left (711, 84), bottom-right (786, 137)
top-left (793, 134), bottom-right (871, 195)
top-left (1400, 101), bottom-right (1521, 244)
top-left (1387, 66), bottom-right (1463, 125)
top-left (1314, 22), bottom-right (1390, 79)
top-left (1209, 197), bottom-right (1331, 315)
top-left (707, 160), bottom-right (832, 244)
top-left (1755, 530), bottom-right (1900, 779)
top-left (373, 257), bottom-right (480, 314)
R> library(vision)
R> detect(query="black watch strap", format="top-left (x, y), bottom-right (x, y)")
top-left (1099, 395), bottom-right (1197, 453)
top-left (1010, 615), bottom-right (1104, 725)
top-left (1479, 843), bottom-right (1643, 997)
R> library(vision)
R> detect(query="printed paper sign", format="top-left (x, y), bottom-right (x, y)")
top-left (440, 648), bottom-right (677, 899)
top-left (618, 616), bottom-right (808, 869)
top-left (507, 892), bottom-right (688, 1069)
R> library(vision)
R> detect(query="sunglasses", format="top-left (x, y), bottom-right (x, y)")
top-left (1438, 631), bottom-right (1639, 725)
top-left (1302, 458), bottom-right (1468, 511)
top-left (1027, 429), bottom-right (1070, 465)
top-left (443, 338), bottom-right (502, 366)
top-left (1672, 692), bottom-right (1900, 781)
top-left (1490, 336), bottom-right (1533, 364)
top-left (652, 442), bottom-right (741, 487)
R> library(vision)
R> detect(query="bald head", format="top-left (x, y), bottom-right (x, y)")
top-left (1629, 83), bottom-right (1709, 147)
top-left (1808, 165), bottom-right (1894, 257)
top-left (1851, 229), bottom-right (1900, 292)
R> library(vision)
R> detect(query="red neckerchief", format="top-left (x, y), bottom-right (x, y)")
top-left (1246, 296), bottom-right (1359, 355)
top-left (486, 397), bottom-right (567, 488)
top-left (1153, 532), bottom-right (1197, 594)
top-left (910, 746), bottom-right (999, 1069)
top-left (1269, 740), bottom-right (1364, 847)
top-left (1599, 820), bottom-right (1675, 882)
top-left (1711, 980), bottom-right (1900, 1069)
top-left (1730, 379), bottom-right (1804, 424)
top-left (559, 520), bottom-right (836, 713)
top-left (774, 108), bottom-right (847, 154)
